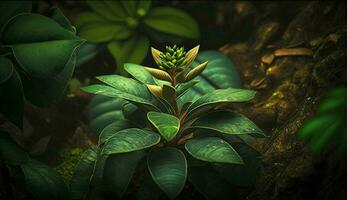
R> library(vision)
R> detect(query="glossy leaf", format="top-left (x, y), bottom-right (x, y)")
top-left (185, 137), bottom-right (244, 164)
top-left (147, 112), bottom-right (180, 141)
top-left (102, 128), bottom-right (160, 155)
top-left (143, 7), bottom-right (199, 39)
top-left (124, 63), bottom-right (157, 85)
top-left (184, 45), bottom-right (200, 68)
top-left (70, 147), bottom-right (98, 200)
top-left (21, 159), bottom-right (69, 200)
top-left (2, 13), bottom-right (82, 78)
top-left (99, 120), bottom-right (131, 144)
top-left (104, 151), bottom-right (145, 198)
top-left (108, 34), bottom-right (149, 74)
top-left (0, 133), bottom-right (29, 165)
top-left (186, 88), bottom-right (256, 119)
top-left (144, 67), bottom-right (172, 82)
top-left (191, 111), bottom-right (265, 137)
top-left (148, 148), bottom-right (187, 199)
top-left (184, 61), bottom-right (208, 82)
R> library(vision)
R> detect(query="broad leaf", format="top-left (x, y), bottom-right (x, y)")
top-left (102, 128), bottom-right (160, 155)
top-left (147, 112), bottom-right (180, 141)
top-left (186, 88), bottom-right (256, 119)
top-left (147, 147), bottom-right (187, 199)
top-left (143, 7), bottom-right (199, 39)
top-left (88, 95), bottom-right (126, 135)
top-left (0, 1), bottom-right (32, 34)
top-left (124, 63), bottom-right (157, 85)
top-left (185, 137), bottom-right (244, 164)
top-left (190, 111), bottom-right (265, 137)
top-left (49, 6), bottom-right (76, 33)
top-left (0, 133), bottom-right (28, 165)
top-left (70, 147), bottom-right (98, 200)
top-left (103, 151), bottom-right (145, 198)
top-left (108, 34), bottom-right (149, 74)
top-left (21, 159), bottom-right (69, 200)
top-left (2, 13), bottom-right (83, 78)
top-left (99, 120), bottom-right (131, 144)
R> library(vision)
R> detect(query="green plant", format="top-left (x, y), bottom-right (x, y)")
top-left (0, 1), bottom-right (84, 128)
top-left (75, 0), bottom-right (199, 74)
top-left (299, 86), bottom-right (347, 155)
top-left (74, 45), bottom-right (266, 199)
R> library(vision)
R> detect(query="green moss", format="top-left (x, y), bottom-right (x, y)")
top-left (54, 148), bottom-right (85, 183)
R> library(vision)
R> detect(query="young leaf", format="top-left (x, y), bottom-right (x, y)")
top-left (102, 128), bottom-right (160, 155)
top-left (104, 151), bottom-right (145, 198)
top-left (21, 159), bottom-right (69, 200)
top-left (147, 147), bottom-right (187, 199)
top-left (185, 137), bottom-right (244, 164)
top-left (184, 61), bottom-right (208, 82)
top-left (124, 63), bottom-right (157, 85)
top-left (150, 47), bottom-right (162, 66)
top-left (184, 45), bottom-right (200, 67)
top-left (186, 88), bottom-right (256, 119)
top-left (146, 84), bottom-right (163, 98)
top-left (147, 112), bottom-right (180, 141)
top-left (143, 7), bottom-right (199, 39)
top-left (190, 111), bottom-right (266, 137)
top-left (144, 67), bottom-right (173, 82)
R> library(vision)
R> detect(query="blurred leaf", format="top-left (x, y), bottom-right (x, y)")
top-left (102, 128), bottom-right (160, 155)
top-left (107, 34), bottom-right (149, 74)
top-left (86, 0), bottom-right (123, 21)
top-left (121, 1), bottom-right (137, 16)
top-left (185, 137), bottom-right (244, 164)
top-left (76, 42), bottom-right (104, 66)
top-left (0, 56), bottom-right (13, 83)
top-left (143, 7), bottom-right (199, 39)
top-left (21, 159), bottom-right (69, 200)
top-left (147, 147), bottom-right (187, 199)
top-left (147, 112), bottom-right (180, 141)
top-left (49, 6), bottom-right (76, 33)
top-left (74, 12), bottom-right (106, 27)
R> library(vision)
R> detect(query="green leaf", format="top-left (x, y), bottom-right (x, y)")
top-left (124, 63), bottom-right (157, 85)
top-left (2, 13), bottom-right (83, 78)
top-left (176, 80), bottom-right (199, 98)
top-left (0, 56), bottom-right (13, 83)
top-left (86, 0), bottom-right (123, 21)
top-left (0, 133), bottom-right (29, 165)
top-left (104, 1), bottom-right (127, 19)
top-left (190, 111), bottom-right (266, 137)
top-left (0, 70), bottom-right (24, 128)
top-left (83, 75), bottom-right (156, 109)
top-left (74, 12), bottom-right (106, 27)
top-left (49, 6), bottom-right (76, 33)
top-left (76, 42), bottom-right (104, 66)
top-left (185, 137), bottom-right (244, 164)
top-left (148, 147), bottom-right (187, 199)
top-left (147, 112), bottom-right (180, 141)
top-left (143, 7), bottom-right (199, 39)
top-left (70, 147), bottom-right (98, 200)
top-left (21, 159), bottom-right (69, 200)
top-left (122, 103), bottom-right (147, 128)
top-left (212, 143), bottom-right (261, 187)
top-left (0, 0), bottom-right (31, 35)
top-left (107, 34), bottom-right (149, 75)
top-left (99, 120), bottom-right (131, 144)
top-left (188, 165), bottom-right (235, 200)
top-left (186, 88), bottom-right (256, 119)
top-left (137, 1), bottom-right (152, 17)
top-left (102, 128), bottom-right (160, 155)
top-left (121, 1), bottom-right (137, 16)
top-left (90, 109), bottom-right (124, 136)
top-left (103, 151), bottom-right (145, 198)
top-left (137, 171), bottom-right (163, 200)
top-left (78, 21), bottom-right (132, 42)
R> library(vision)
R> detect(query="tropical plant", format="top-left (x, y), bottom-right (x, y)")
top-left (75, 0), bottom-right (199, 74)
top-left (0, 1), bottom-right (83, 199)
top-left (74, 45), bottom-right (266, 199)
top-left (0, 1), bottom-right (84, 128)
top-left (299, 86), bottom-right (347, 155)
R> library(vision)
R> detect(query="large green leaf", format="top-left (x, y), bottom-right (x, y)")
top-left (49, 6), bottom-right (76, 33)
top-left (74, 12), bottom-right (106, 27)
top-left (2, 13), bottom-right (83, 78)
top-left (190, 111), bottom-right (265, 137)
top-left (98, 119), bottom-right (131, 144)
top-left (124, 63), bottom-right (157, 85)
top-left (83, 74), bottom-right (157, 109)
top-left (102, 128), bottom-right (160, 155)
top-left (103, 151), bottom-right (145, 198)
top-left (108, 34), bottom-right (149, 74)
top-left (147, 147), bottom-right (187, 199)
top-left (70, 147), bottom-right (98, 200)
top-left (86, 0), bottom-right (124, 21)
top-left (186, 88), bottom-right (256, 119)
top-left (178, 51), bottom-right (242, 106)
top-left (147, 112), bottom-right (180, 141)
top-left (21, 159), bottom-right (69, 200)
top-left (188, 165), bottom-right (235, 200)
top-left (0, 1), bottom-right (31, 35)
top-left (185, 137), bottom-right (244, 164)
top-left (0, 133), bottom-right (29, 165)
top-left (212, 143), bottom-right (261, 187)
top-left (0, 69), bottom-right (24, 128)
top-left (143, 7), bottom-right (199, 39)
